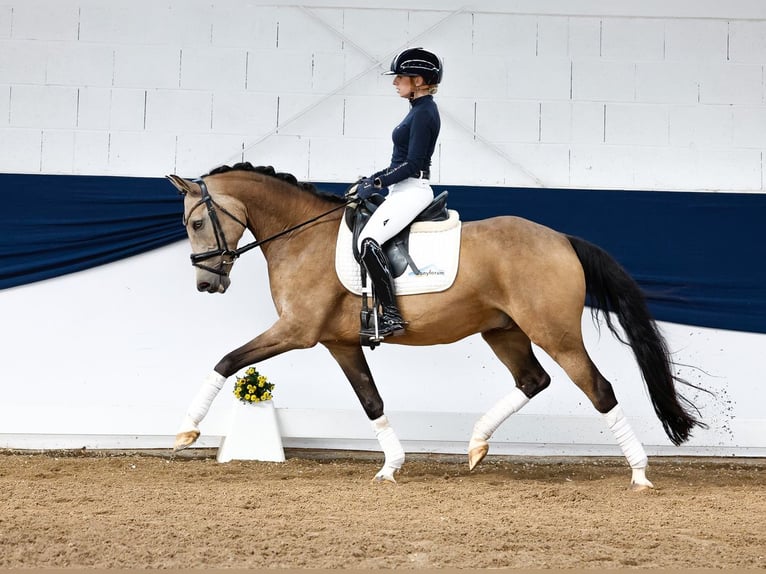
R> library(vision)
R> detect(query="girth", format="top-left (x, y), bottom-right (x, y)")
top-left (344, 191), bottom-right (449, 278)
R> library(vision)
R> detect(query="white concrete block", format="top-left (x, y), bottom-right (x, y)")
top-left (567, 17), bottom-right (600, 59)
top-left (211, 4), bottom-right (278, 49)
top-left (109, 89), bottom-right (146, 131)
top-left (443, 51), bottom-right (507, 99)
top-left (537, 16), bottom-right (569, 58)
top-left (41, 129), bottom-right (74, 174)
top-left (146, 89), bottom-right (212, 133)
top-left (635, 62), bottom-right (701, 104)
top-left (45, 43), bottom-right (114, 88)
top-left (572, 60), bottom-right (635, 102)
top-left (539, 101), bottom-right (570, 143)
top-left (0, 85), bottom-right (9, 125)
top-left (0, 128), bottom-right (41, 173)
top-left (343, 94), bottom-right (402, 139)
top-left (211, 91), bottom-right (278, 136)
top-left (276, 94), bottom-right (344, 138)
top-left (472, 13), bottom-right (537, 57)
top-left (176, 133), bottom-right (248, 176)
top-left (0, 6), bottom-right (11, 39)
top-left (601, 18), bottom-right (664, 61)
top-left (342, 9), bottom-right (409, 59)
top-left (669, 105), bottom-right (733, 147)
top-left (541, 102), bottom-right (605, 144)
top-left (276, 6), bottom-right (341, 51)
top-left (570, 144), bottom-right (641, 190)
top-left (180, 46), bottom-right (247, 91)
top-left (630, 147), bottom-right (698, 190)
top-left (695, 148), bottom-right (761, 191)
top-left (247, 49), bottom-right (312, 93)
top-left (310, 50), bottom-right (347, 94)
top-left (412, 10), bottom-right (473, 63)
top-left (0, 40), bottom-right (47, 84)
top-left (11, 0), bottom-right (78, 41)
top-left (10, 85), bottom-right (78, 129)
top-left (168, 0), bottom-right (215, 47)
top-left (108, 131), bottom-right (177, 177)
top-left (698, 63), bottom-right (762, 105)
top-left (307, 136), bottom-right (377, 182)
top-left (436, 98), bottom-right (476, 143)
top-left (341, 52), bottom-right (383, 97)
top-left (732, 106), bottom-right (766, 148)
top-left (242, 134), bottom-right (310, 180)
top-left (501, 142), bottom-right (570, 188)
top-left (438, 138), bottom-right (511, 186)
top-left (113, 46), bottom-right (181, 89)
top-left (73, 131), bottom-right (110, 175)
top-left (729, 21), bottom-right (766, 64)
top-left (76, 88), bottom-right (110, 130)
top-left (605, 103), bottom-right (668, 146)
top-left (507, 58), bottom-right (571, 101)
top-left (664, 20), bottom-right (728, 62)
top-left (79, 0), bottom-right (175, 45)
top-left (476, 100), bottom-right (540, 143)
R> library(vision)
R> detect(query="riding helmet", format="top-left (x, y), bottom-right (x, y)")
top-left (384, 47), bottom-right (443, 85)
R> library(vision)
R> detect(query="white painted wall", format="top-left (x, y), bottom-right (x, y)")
top-left (1, 0), bottom-right (765, 456)
top-left (1, 0), bottom-right (765, 189)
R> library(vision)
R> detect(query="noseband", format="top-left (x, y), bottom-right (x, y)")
top-left (184, 178), bottom-right (247, 277)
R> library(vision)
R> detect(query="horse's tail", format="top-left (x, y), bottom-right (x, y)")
top-left (567, 235), bottom-right (706, 445)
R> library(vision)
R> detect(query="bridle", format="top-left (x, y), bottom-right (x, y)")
top-left (183, 177), bottom-right (353, 277)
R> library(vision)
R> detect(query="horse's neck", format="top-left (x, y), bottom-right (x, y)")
top-left (241, 179), bottom-right (337, 257)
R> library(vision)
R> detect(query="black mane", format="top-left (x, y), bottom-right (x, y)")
top-left (205, 162), bottom-right (344, 204)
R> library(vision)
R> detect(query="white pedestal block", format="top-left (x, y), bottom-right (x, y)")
top-left (217, 400), bottom-right (285, 463)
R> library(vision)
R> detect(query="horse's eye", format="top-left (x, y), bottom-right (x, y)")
top-left (191, 219), bottom-right (204, 231)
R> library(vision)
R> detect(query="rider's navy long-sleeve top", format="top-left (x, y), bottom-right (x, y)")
top-left (373, 95), bottom-right (440, 187)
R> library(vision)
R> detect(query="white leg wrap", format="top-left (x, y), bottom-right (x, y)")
top-left (177, 371), bottom-right (227, 433)
top-left (603, 404), bottom-right (648, 470)
top-left (472, 387), bottom-right (530, 441)
top-left (372, 415), bottom-right (405, 477)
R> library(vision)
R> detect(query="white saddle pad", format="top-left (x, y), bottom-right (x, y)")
top-left (335, 209), bottom-right (462, 296)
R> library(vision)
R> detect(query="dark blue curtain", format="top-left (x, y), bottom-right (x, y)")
top-left (0, 173), bottom-right (185, 290)
top-left (2, 173), bottom-right (764, 334)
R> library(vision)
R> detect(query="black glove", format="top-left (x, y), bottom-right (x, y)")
top-left (355, 177), bottom-right (376, 199)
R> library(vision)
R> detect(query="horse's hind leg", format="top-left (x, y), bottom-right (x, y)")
top-left (543, 334), bottom-right (654, 490)
top-left (469, 329), bottom-right (551, 470)
top-left (323, 341), bottom-right (404, 483)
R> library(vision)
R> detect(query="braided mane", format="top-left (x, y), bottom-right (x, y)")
top-left (205, 162), bottom-right (344, 204)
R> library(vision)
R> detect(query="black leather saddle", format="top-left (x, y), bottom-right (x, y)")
top-left (344, 191), bottom-right (450, 278)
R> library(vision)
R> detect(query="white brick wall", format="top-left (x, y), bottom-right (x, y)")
top-left (1, 0), bottom-right (764, 190)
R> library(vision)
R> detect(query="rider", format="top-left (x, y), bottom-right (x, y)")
top-left (354, 47), bottom-right (443, 339)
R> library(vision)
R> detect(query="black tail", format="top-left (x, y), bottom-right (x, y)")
top-left (567, 235), bottom-right (706, 445)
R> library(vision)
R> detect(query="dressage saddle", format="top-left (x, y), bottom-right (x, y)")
top-left (344, 190), bottom-right (450, 277)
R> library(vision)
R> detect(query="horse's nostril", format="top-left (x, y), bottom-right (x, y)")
top-left (198, 282), bottom-right (211, 291)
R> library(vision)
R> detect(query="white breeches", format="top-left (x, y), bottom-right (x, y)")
top-left (357, 178), bottom-right (434, 250)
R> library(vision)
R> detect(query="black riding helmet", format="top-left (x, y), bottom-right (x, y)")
top-left (384, 47), bottom-right (443, 85)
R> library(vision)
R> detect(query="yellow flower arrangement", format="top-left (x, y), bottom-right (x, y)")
top-left (233, 367), bottom-right (275, 404)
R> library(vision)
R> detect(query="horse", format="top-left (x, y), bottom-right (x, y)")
top-left (167, 162), bottom-right (704, 490)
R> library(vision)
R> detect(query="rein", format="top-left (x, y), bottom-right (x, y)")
top-left (185, 177), bottom-right (353, 276)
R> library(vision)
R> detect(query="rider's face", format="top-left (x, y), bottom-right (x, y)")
top-left (393, 75), bottom-right (415, 98)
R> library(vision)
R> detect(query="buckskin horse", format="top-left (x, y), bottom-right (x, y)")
top-left (167, 162), bottom-right (704, 490)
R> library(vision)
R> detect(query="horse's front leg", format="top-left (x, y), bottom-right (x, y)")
top-left (324, 342), bottom-right (404, 483)
top-left (174, 321), bottom-right (308, 451)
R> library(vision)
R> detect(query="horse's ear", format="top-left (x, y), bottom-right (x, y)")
top-left (166, 174), bottom-right (201, 197)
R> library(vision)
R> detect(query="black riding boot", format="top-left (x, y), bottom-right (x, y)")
top-left (360, 239), bottom-right (406, 338)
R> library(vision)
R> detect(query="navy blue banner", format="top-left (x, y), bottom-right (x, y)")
top-left (2, 173), bottom-right (764, 334)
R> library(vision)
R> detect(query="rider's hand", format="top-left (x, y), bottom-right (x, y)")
top-left (355, 177), bottom-right (376, 199)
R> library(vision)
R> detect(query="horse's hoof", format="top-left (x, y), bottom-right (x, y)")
top-left (173, 430), bottom-right (200, 451)
top-left (372, 465), bottom-right (398, 484)
top-left (629, 480), bottom-right (654, 492)
top-left (468, 439), bottom-right (489, 471)
top-left (629, 468), bottom-right (654, 491)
